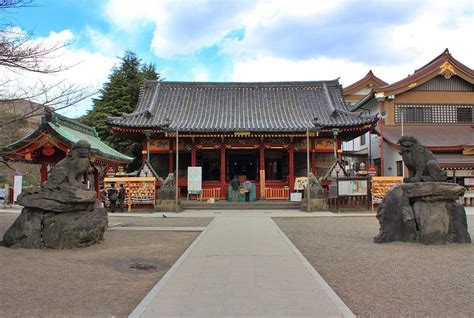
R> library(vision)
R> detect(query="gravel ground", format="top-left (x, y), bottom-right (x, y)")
top-left (0, 213), bottom-right (208, 317)
top-left (273, 216), bottom-right (474, 317)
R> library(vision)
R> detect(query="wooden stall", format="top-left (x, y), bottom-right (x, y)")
top-left (104, 176), bottom-right (156, 212)
top-left (371, 176), bottom-right (403, 210)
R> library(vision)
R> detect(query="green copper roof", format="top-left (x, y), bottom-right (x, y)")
top-left (4, 112), bottom-right (132, 163)
top-left (49, 116), bottom-right (133, 163)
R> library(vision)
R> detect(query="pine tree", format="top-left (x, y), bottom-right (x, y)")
top-left (81, 51), bottom-right (160, 155)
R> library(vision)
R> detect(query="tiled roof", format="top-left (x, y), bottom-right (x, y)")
top-left (108, 80), bottom-right (377, 131)
top-left (343, 70), bottom-right (387, 95)
top-left (375, 49), bottom-right (474, 96)
top-left (3, 113), bottom-right (132, 163)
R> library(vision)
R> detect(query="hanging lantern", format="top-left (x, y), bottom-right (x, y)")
top-left (42, 147), bottom-right (55, 156)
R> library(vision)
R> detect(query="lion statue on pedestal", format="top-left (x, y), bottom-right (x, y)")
top-left (398, 135), bottom-right (447, 183)
top-left (43, 140), bottom-right (92, 189)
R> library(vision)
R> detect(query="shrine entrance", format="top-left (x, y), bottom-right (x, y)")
top-left (227, 150), bottom-right (259, 181)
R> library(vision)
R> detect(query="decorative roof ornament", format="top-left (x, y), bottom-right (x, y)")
top-left (439, 61), bottom-right (457, 79)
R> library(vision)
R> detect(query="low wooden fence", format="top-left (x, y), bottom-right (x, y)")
top-left (201, 188), bottom-right (221, 201)
top-left (265, 187), bottom-right (290, 200)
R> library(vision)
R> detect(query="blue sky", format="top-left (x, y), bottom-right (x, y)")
top-left (2, 0), bottom-right (473, 117)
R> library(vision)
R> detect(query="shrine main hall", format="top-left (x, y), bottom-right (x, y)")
top-left (108, 80), bottom-right (377, 199)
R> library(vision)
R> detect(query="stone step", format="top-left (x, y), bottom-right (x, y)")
top-left (181, 200), bottom-right (301, 210)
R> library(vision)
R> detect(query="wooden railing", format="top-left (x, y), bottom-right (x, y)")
top-left (201, 188), bottom-right (221, 201)
top-left (265, 187), bottom-right (289, 200)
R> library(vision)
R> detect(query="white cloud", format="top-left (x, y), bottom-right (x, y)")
top-left (1, 29), bottom-right (118, 117)
top-left (84, 26), bottom-right (120, 55)
top-left (99, 0), bottom-right (473, 90)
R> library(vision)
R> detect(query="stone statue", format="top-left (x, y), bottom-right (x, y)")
top-left (374, 136), bottom-right (470, 245)
top-left (158, 173), bottom-right (175, 187)
top-left (398, 135), bottom-right (447, 183)
top-left (3, 140), bottom-right (107, 249)
top-left (308, 172), bottom-right (320, 187)
top-left (43, 140), bottom-right (91, 188)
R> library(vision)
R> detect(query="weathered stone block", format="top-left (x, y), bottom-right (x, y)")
top-left (413, 201), bottom-right (449, 244)
top-left (374, 182), bottom-right (470, 245)
top-left (3, 208), bottom-right (107, 249)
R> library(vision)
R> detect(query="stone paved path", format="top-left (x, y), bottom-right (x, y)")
top-left (130, 214), bottom-right (354, 317)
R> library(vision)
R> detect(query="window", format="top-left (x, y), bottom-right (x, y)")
top-left (396, 160), bottom-right (403, 177)
top-left (197, 150), bottom-right (220, 181)
top-left (395, 104), bottom-right (474, 124)
top-left (457, 107), bottom-right (473, 123)
top-left (403, 107), bottom-right (432, 123)
top-left (265, 150), bottom-right (288, 180)
top-left (178, 153), bottom-right (191, 178)
top-left (360, 133), bottom-right (366, 146)
top-left (149, 153), bottom-right (169, 177)
top-left (294, 153), bottom-right (307, 177)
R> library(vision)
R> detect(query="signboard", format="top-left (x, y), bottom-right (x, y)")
top-left (187, 167), bottom-right (202, 194)
top-left (13, 175), bottom-right (23, 202)
top-left (290, 192), bottom-right (302, 202)
top-left (338, 179), bottom-right (368, 196)
top-left (149, 139), bottom-right (170, 152)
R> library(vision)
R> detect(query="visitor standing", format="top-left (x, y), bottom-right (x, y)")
top-left (243, 179), bottom-right (252, 202)
top-left (230, 176), bottom-right (240, 203)
top-left (107, 183), bottom-right (118, 213)
top-left (118, 184), bottom-right (127, 212)
top-left (100, 187), bottom-right (107, 208)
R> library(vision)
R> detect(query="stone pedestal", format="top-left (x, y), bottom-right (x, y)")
top-left (3, 186), bottom-right (107, 249)
top-left (300, 186), bottom-right (326, 212)
top-left (156, 187), bottom-right (181, 212)
top-left (155, 200), bottom-right (181, 212)
top-left (3, 208), bottom-right (108, 249)
top-left (374, 182), bottom-right (471, 245)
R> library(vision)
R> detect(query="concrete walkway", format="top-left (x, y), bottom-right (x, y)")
top-left (130, 214), bottom-right (354, 318)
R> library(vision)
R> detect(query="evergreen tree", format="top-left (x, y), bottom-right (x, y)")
top-left (81, 51), bottom-right (160, 155)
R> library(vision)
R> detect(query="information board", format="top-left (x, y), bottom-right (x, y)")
top-left (338, 179), bottom-right (368, 196)
top-left (187, 167), bottom-right (202, 194)
top-left (13, 175), bottom-right (23, 202)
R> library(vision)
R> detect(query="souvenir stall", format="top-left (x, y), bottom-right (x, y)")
top-left (104, 162), bottom-right (157, 212)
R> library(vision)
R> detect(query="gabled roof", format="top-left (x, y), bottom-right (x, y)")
top-left (342, 70), bottom-right (387, 95)
top-left (375, 49), bottom-right (474, 96)
top-left (108, 80), bottom-right (377, 132)
top-left (3, 112), bottom-right (132, 164)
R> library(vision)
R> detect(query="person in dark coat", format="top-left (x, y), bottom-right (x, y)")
top-left (107, 183), bottom-right (118, 213)
top-left (118, 184), bottom-right (127, 212)
top-left (230, 176), bottom-right (240, 203)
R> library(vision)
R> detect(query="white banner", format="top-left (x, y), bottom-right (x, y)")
top-left (187, 167), bottom-right (202, 194)
top-left (13, 175), bottom-right (23, 202)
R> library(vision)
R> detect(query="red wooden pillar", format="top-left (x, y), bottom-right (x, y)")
top-left (259, 143), bottom-right (265, 199)
top-left (311, 138), bottom-right (316, 174)
top-left (40, 163), bottom-right (48, 183)
top-left (191, 144), bottom-right (197, 166)
top-left (220, 146), bottom-right (226, 198)
top-left (289, 143), bottom-right (294, 192)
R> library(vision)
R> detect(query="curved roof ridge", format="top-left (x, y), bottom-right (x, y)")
top-left (52, 113), bottom-right (98, 137)
top-left (343, 70), bottom-right (388, 95)
top-left (375, 49), bottom-right (474, 95)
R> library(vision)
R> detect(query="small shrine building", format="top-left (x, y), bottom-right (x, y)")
top-left (2, 111), bottom-right (133, 196)
top-left (108, 80), bottom-right (378, 199)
